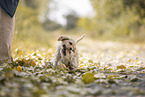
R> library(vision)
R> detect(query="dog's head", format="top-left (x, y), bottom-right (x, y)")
top-left (58, 35), bottom-right (76, 53)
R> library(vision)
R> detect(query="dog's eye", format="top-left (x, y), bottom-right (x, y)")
top-left (69, 42), bottom-right (72, 45)
top-left (63, 45), bottom-right (66, 47)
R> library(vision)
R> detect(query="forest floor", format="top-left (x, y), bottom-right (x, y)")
top-left (0, 35), bottom-right (145, 97)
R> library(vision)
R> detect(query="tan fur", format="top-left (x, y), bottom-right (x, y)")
top-left (51, 34), bottom-right (85, 70)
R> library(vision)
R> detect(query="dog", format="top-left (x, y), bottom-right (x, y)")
top-left (51, 34), bottom-right (85, 70)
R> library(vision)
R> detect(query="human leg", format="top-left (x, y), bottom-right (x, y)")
top-left (0, 8), bottom-right (15, 64)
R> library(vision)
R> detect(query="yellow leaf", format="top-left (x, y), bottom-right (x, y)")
top-left (135, 60), bottom-right (139, 62)
top-left (128, 59), bottom-right (133, 62)
top-left (107, 75), bottom-right (113, 79)
top-left (107, 75), bottom-right (119, 79)
top-left (82, 72), bottom-right (95, 84)
top-left (14, 66), bottom-right (22, 72)
top-left (30, 60), bottom-right (36, 66)
top-left (117, 65), bottom-right (126, 70)
top-left (17, 50), bottom-right (23, 57)
top-left (5, 73), bottom-right (14, 78)
top-left (79, 64), bottom-right (84, 68)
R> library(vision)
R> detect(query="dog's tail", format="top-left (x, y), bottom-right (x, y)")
top-left (76, 34), bottom-right (85, 43)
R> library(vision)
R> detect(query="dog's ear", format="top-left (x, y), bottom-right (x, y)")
top-left (58, 35), bottom-right (71, 41)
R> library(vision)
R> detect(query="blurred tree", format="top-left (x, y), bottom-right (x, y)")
top-left (78, 0), bottom-right (145, 40)
top-left (22, 0), bottom-right (38, 9)
top-left (123, 0), bottom-right (145, 19)
top-left (15, 0), bottom-right (62, 32)
top-left (22, 0), bottom-right (51, 22)
top-left (15, 4), bottom-right (40, 31)
top-left (65, 11), bottom-right (79, 30)
top-left (42, 19), bottom-right (62, 31)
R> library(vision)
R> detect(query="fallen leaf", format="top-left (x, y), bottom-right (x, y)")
top-left (117, 65), bottom-right (126, 70)
top-left (82, 72), bottom-right (95, 84)
top-left (14, 65), bottom-right (22, 72)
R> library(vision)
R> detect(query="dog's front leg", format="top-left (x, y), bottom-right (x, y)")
top-left (71, 57), bottom-right (78, 69)
top-left (53, 45), bottom-right (61, 67)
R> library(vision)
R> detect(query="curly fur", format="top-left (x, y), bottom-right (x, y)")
top-left (51, 34), bottom-right (85, 70)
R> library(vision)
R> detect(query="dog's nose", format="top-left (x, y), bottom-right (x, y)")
top-left (70, 48), bottom-right (72, 50)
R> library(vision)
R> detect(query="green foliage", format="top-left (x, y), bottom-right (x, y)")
top-left (78, 0), bottom-right (145, 41)
top-left (14, 0), bottom-right (59, 48)
top-left (42, 19), bottom-right (62, 31)
top-left (122, 0), bottom-right (145, 19)
top-left (78, 17), bottom-right (95, 31)
top-left (65, 11), bottom-right (79, 30)
top-left (15, 4), bottom-right (40, 31)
